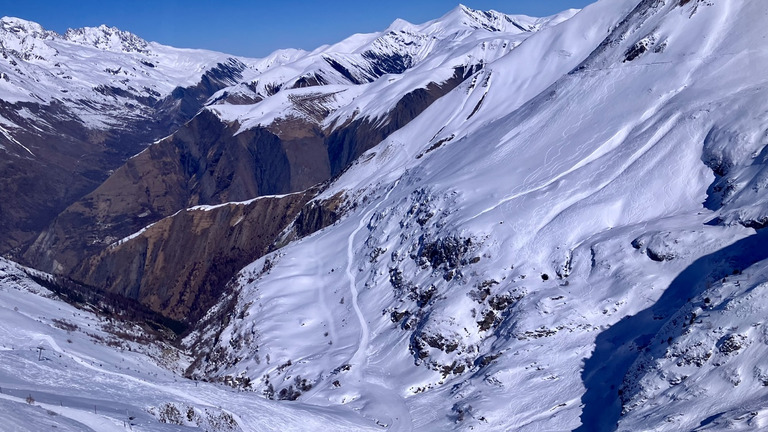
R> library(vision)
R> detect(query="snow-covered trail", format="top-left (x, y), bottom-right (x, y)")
top-left (346, 179), bottom-right (402, 373)
top-left (343, 178), bottom-right (413, 431)
top-left (28, 332), bottom-right (220, 409)
top-left (0, 391), bottom-right (116, 432)
top-left (0, 386), bottom-right (139, 419)
top-left (311, 239), bottom-right (340, 354)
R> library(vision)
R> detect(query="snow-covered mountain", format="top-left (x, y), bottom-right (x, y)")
top-left (0, 16), bottom-right (251, 106)
top-left (0, 17), bottom-right (267, 255)
top-left (20, 5), bottom-right (571, 325)
top-left (184, 0), bottom-right (768, 430)
top-left (3, 0), bottom-right (768, 431)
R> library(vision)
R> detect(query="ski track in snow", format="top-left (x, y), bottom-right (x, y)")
top-left (343, 178), bottom-right (413, 431)
top-left (346, 181), bottom-right (400, 371)
top-left (313, 241), bottom-right (339, 353)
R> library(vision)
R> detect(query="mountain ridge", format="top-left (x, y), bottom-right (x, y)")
top-left (17, 5), bottom-right (568, 326)
top-left (3, 1), bottom-right (768, 431)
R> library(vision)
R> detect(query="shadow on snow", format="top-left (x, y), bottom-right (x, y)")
top-left (575, 229), bottom-right (768, 431)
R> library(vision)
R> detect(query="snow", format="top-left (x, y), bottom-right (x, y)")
top-left (0, 258), bottom-right (380, 431)
top-left (0, 123), bottom-right (34, 156)
top-left (205, 4), bottom-right (572, 133)
top-left (211, 85), bottom-right (364, 133)
top-left (109, 223), bottom-right (157, 249)
top-left (4, 0), bottom-right (768, 431)
top-left (191, 0), bottom-right (768, 430)
top-left (64, 24), bottom-right (150, 53)
top-left (0, 15), bottom-right (267, 138)
top-left (186, 191), bottom-right (303, 211)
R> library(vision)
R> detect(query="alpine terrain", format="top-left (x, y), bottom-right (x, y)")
top-left (2, 0), bottom-right (768, 430)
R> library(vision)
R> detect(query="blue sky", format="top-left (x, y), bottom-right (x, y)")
top-left (1, 0), bottom-right (593, 57)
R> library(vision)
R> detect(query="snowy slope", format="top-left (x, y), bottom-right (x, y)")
top-left (186, 0), bottom-right (768, 430)
top-left (4, 0), bottom-right (768, 431)
top-left (0, 17), bottom-right (266, 132)
top-left (209, 5), bottom-right (577, 132)
top-left (0, 17), bottom-right (256, 102)
top-left (0, 257), bottom-right (382, 432)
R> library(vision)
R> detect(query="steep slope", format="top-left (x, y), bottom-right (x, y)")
top-left (23, 110), bottom-right (300, 274)
top-left (0, 257), bottom-right (381, 432)
top-left (184, 0), bottom-right (768, 430)
top-left (74, 189), bottom-right (320, 321)
top-left (23, 6), bottom-right (573, 322)
top-left (0, 17), bottom-right (267, 255)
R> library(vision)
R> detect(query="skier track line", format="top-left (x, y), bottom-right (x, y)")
top-left (344, 178), bottom-right (413, 432)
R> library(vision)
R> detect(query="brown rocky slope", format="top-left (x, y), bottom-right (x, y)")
top-left (23, 68), bottom-right (475, 322)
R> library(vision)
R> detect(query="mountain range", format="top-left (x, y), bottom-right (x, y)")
top-left (2, 0), bottom-right (768, 430)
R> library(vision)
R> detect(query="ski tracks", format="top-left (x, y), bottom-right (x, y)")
top-left (346, 179), bottom-right (400, 373)
top-left (343, 178), bottom-right (413, 431)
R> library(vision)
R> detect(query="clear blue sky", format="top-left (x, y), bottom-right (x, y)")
top-left (0, 0), bottom-right (593, 58)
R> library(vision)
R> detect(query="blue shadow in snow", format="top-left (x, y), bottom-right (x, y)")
top-left (575, 229), bottom-right (768, 431)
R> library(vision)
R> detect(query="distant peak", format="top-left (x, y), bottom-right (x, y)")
top-left (446, 3), bottom-right (488, 18)
top-left (1, 16), bottom-right (41, 28)
top-left (382, 4), bottom-right (536, 38)
top-left (386, 17), bottom-right (417, 32)
top-left (0, 17), bottom-right (52, 38)
top-left (64, 24), bottom-right (150, 53)
top-left (433, 4), bottom-right (537, 34)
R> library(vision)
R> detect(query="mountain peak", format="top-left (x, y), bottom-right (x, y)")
top-left (64, 24), bottom-right (150, 53)
top-left (0, 17), bottom-right (151, 55)
top-left (0, 16), bottom-right (52, 39)
top-left (381, 5), bottom-right (536, 40)
top-left (433, 4), bottom-right (538, 34)
top-left (456, 3), bottom-right (477, 15)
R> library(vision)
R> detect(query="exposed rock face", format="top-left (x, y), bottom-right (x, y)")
top-left (0, 100), bottom-right (118, 255)
top-left (0, 59), bottom-right (248, 257)
top-left (0, 99), bottom-right (167, 256)
top-left (23, 109), bottom-right (297, 273)
top-left (71, 190), bottom-right (317, 321)
top-left (23, 67), bottom-right (473, 322)
top-left (155, 59), bottom-right (248, 131)
top-left (290, 192), bottom-right (346, 239)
